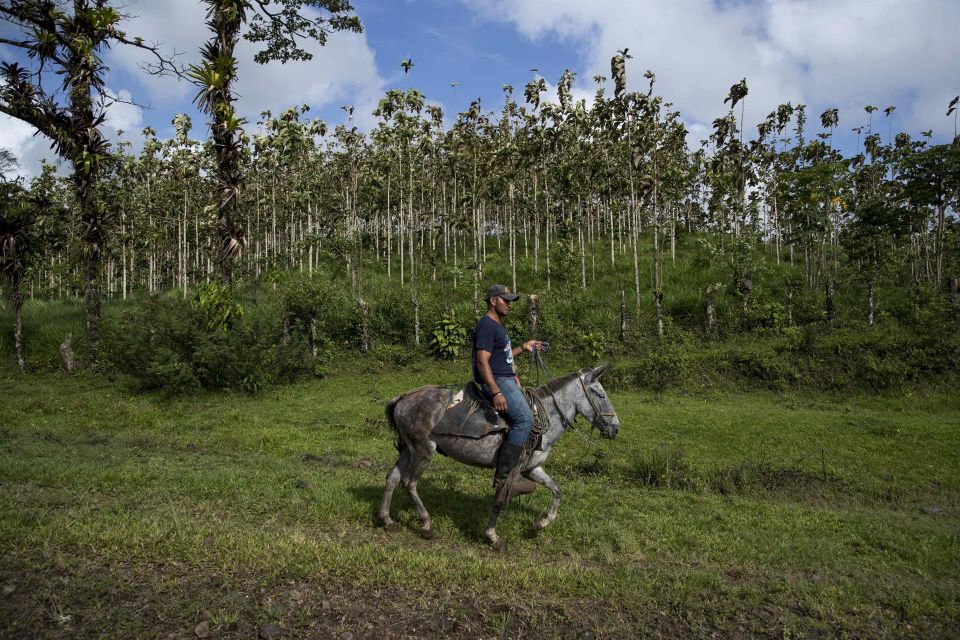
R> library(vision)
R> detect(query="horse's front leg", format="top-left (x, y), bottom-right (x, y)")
top-left (483, 491), bottom-right (508, 552)
top-left (526, 466), bottom-right (561, 535)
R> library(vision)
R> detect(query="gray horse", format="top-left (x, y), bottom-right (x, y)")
top-left (378, 363), bottom-right (620, 550)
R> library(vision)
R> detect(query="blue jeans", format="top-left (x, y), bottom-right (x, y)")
top-left (482, 377), bottom-right (534, 446)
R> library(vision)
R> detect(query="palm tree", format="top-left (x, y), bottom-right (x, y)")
top-left (189, 0), bottom-right (362, 284)
top-left (0, 0), bottom-right (179, 369)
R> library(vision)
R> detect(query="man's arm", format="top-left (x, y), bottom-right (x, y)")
top-left (511, 339), bottom-right (543, 357)
top-left (476, 349), bottom-right (508, 412)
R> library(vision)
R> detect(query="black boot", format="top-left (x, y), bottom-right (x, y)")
top-left (493, 442), bottom-right (524, 488)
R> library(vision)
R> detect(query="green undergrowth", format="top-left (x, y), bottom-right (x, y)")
top-left (3, 234), bottom-right (959, 396)
top-left (2, 294), bottom-right (958, 399)
top-left (1, 367), bottom-right (958, 637)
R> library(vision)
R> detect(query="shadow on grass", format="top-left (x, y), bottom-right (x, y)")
top-left (349, 480), bottom-right (543, 543)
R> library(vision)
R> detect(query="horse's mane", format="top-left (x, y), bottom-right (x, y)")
top-left (532, 369), bottom-right (583, 396)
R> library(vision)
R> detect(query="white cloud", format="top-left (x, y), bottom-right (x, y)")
top-left (0, 87), bottom-right (144, 179)
top-left (232, 27), bottom-right (385, 130)
top-left (2, 0), bottom-right (386, 176)
top-left (105, 0), bottom-right (209, 108)
top-left (104, 89), bottom-right (145, 137)
top-left (469, 0), bottom-right (960, 146)
top-left (109, 0), bottom-right (386, 132)
top-left (0, 117), bottom-right (59, 181)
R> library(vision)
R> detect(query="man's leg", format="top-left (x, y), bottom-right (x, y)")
top-left (498, 378), bottom-right (533, 444)
top-left (493, 377), bottom-right (535, 488)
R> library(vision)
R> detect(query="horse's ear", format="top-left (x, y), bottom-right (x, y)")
top-left (590, 362), bottom-right (611, 381)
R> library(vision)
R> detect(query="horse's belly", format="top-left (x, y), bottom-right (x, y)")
top-left (432, 433), bottom-right (501, 468)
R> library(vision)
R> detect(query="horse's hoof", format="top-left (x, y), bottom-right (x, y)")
top-left (419, 527), bottom-right (434, 540)
top-left (529, 522), bottom-right (544, 537)
top-left (488, 537), bottom-right (507, 553)
top-left (383, 521), bottom-right (400, 533)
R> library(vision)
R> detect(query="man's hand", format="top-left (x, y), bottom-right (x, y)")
top-left (522, 339), bottom-right (544, 353)
top-left (493, 392), bottom-right (508, 413)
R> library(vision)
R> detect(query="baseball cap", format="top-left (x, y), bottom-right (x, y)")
top-left (485, 284), bottom-right (519, 301)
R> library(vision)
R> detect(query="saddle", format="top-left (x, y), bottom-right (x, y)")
top-left (431, 382), bottom-right (509, 439)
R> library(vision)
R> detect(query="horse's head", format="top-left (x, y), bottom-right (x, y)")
top-left (577, 363), bottom-right (619, 439)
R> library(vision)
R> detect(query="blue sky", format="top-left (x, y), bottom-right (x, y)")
top-left (354, 0), bottom-right (581, 115)
top-left (3, 0), bottom-right (959, 177)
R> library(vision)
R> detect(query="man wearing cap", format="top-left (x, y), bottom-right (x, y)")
top-left (473, 284), bottom-right (543, 490)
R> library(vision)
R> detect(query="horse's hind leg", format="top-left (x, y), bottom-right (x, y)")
top-left (401, 442), bottom-right (436, 539)
top-left (526, 466), bottom-right (562, 535)
top-left (378, 447), bottom-right (408, 531)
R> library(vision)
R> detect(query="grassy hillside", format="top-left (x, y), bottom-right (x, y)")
top-left (2, 235), bottom-right (957, 395)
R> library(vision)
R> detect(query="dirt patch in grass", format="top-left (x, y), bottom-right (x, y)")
top-left (3, 548), bottom-right (954, 639)
top-left (706, 461), bottom-right (849, 497)
top-left (0, 552), bottom-right (705, 639)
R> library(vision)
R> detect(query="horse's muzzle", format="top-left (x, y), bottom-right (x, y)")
top-left (600, 419), bottom-right (620, 439)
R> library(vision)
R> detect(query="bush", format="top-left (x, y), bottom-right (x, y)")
top-left (720, 344), bottom-right (799, 390)
top-left (104, 293), bottom-right (319, 395)
top-left (626, 342), bottom-right (691, 391)
top-left (369, 343), bottom-right (420, 367)
top-left (429, 310), bottom-right (467, 359)
top-left (579, 330), bottom-right (607, 362)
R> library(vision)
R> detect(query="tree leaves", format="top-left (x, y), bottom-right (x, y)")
top-left (245, 0), bottom-right (362, 65)
top-left (610, 49), bottom-right (630, 101)
top-left (724, 78), bottom-right (748, 110)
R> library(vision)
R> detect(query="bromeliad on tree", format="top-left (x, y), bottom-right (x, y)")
top-left (188, 0), bottom-right (361, 285)
top-left (0, 0), bottom-right (182, 370)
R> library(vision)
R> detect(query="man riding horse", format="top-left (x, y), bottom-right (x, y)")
top-left (380, 288), bottom-right (620, 548)
top-left (473, 284), bottom-right (542, 494)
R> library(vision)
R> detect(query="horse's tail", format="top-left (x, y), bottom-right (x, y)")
top-left (385, 395), bottom-right (404, 452)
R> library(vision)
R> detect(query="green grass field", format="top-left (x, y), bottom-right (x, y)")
top-left (1, 358), bottom-right (958, 638)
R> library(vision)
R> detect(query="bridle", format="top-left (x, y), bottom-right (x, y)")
top-left (576, 372), bottom-right (618, 431)
top-left (528, 348), bottom-right (617, 433)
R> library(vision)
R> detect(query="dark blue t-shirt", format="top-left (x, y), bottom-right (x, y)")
top-left (473, 315), bottom-right (514, 382)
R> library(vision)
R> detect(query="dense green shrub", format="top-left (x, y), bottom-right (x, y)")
top-left (429, 311), bottom-right (467, 359)
top-left (104, 293), bottom-right (318, 395)
top-left (719, 344), bottom-right (799, 390)
top-left (617, 342), bottom-right (691, 391)
top-left (369, 343), bottom-right (420, 367)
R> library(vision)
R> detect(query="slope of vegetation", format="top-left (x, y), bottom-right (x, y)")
top-left (3, 235), bottom-right (958, 396)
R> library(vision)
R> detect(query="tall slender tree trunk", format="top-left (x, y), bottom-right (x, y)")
top-left (704, 285), bottom-right (717, 335)
top-left (936, 203), bottom-right (945, 285)
top-left (12, 289), bottom-right (24, 372)
top-left (408, 148), bottom-right (415, 281)
top-left (652, 155), bottom-right (663, 338)
top-left (509, 183), bottom-right (516, 291)
top-left (619, 289), bottom-right (627, 342)
top-left (533, 172), bottom-right (539, 273)
top-left (386, 170), bottom-right (392, 278)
